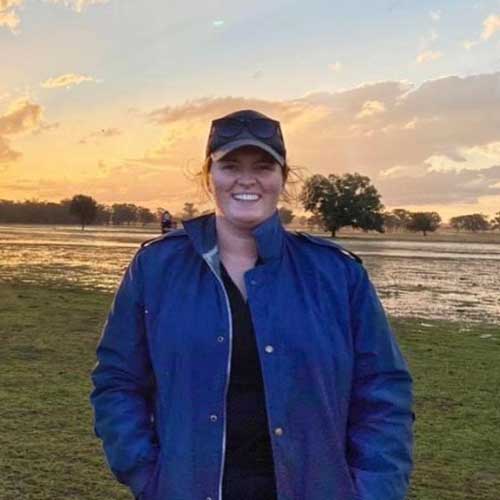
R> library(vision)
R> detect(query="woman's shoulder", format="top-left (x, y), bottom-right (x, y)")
top-left (287, 230), bottom-right (363, 265)
top-left (139, 228), bottom-right (188, 250)
top-left (134, 229), bottom-right (190, 266)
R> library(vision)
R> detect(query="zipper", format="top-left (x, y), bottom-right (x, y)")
top-left (202, 249), bottom-right (233, 500)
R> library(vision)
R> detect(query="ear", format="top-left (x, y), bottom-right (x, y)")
top-left (206, 173), bottom-right (214, 196)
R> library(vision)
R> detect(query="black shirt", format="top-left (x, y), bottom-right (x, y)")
top-left (220, 260), bottom-right (278, 500)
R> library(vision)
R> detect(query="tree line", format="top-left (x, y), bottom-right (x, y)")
top-left (300, 173), bottom-right (500, 236)
top-left (1, 172), bottom-right (500, 235)
top-left (0, 197), bottom-right (203, 230)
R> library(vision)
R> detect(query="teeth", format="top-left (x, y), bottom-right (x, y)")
top-left (233, 193), bottom-right (259, 201)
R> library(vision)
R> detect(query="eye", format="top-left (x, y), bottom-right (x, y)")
top-left (256, 163), bottom-right (275, 170)
top-left (221, 162), bottom-right (237, 170)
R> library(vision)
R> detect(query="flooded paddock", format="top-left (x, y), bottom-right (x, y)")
top-left (1, 225), bottom-right (499, 325)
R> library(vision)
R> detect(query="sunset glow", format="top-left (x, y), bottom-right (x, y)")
top-left (2, 0), bottom-right (500, 219)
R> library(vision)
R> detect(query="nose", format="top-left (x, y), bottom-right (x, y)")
top-left (236, 172), bottom-right (257, 187)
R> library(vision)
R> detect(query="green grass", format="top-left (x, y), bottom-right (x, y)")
top-left (0, 283), bottom-right (499, 500)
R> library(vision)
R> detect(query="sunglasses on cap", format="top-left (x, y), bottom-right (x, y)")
top-left (210, 116), bottom-right (283, 140)
top-left (206, 114), bottom-right (287, 164)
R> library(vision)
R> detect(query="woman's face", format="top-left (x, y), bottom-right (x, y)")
top-left (209, 145), bottom-right (284, 229)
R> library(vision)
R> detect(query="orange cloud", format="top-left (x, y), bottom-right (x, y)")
top-left (0, 99), bottom-right (43, 134)
top-left (0, 99), bottom-right (43, 163)
top-left (4, 73), bottom-right (500, 214)
top-left (0, 136), bottom-right (21, 163)
top-left (0, 0), bottom-right (22, 32)
top-left (481, 14), bottom-right (500, 40)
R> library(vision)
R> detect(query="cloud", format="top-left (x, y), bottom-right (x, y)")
top-left (10, 72), bottom-right (500, 211)
top-left (0, 99), bottom-right (43, 135)
top-left (0, 0), bottom-right (22, 33)
top-left (0, 136), bottom-right (22, 163)
top-left (138, 73), bottom-right (499, 210)
top-left (0, 98), bottom-right (44, 163)
top-left (464, 13), bottom-right (500, 50)
top-left (356, 100), bottom-right (386, 119)
top-left (41, 73), bottom-right (97, 89)
top-left (43, 0), bottom-right (110, 13)
top-left (430, 10), bottom-right (441, 22)
top-left (79, 127), bottom-right (122, 144)
top-left (481, 14), bottom-right (500, 40)
top-left (145, 73), bottom-right (500, 180)
top-left (147, 96), bottom-right (309, 126)
top-left (416, 50), bottom-right (443, 63)
top-left (1, 0), bottom-right (108, 32)
top-left (378, 165), bottom-right (500, 205)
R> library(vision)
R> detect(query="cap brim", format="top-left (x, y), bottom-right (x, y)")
top-left (210, 139), bottom-right (285, 166)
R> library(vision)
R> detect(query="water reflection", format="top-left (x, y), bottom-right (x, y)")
top-left (1, 225), bottom-right (499, 324)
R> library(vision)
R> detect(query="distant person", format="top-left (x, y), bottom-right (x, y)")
top-left (160, 210), bottom-right (173, 234)
top-left (90, 109), bottom-right (415, 500)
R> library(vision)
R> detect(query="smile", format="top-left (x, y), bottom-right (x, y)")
top-left (231, 193), bottom-right (261, 201)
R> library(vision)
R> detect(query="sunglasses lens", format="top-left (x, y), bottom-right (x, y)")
top-left (216, 119), bottom-right (243, 138)
top-left (249, 119), bottom-right (277, 139)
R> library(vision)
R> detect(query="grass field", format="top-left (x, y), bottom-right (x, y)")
top-left (1, 282), bottom-right (499, 500)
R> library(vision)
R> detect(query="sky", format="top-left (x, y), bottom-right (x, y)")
top-left (1, 0), bottom-right (500, 220)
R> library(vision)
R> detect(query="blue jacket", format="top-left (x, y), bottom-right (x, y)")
top-left (90, 211), bottom-right (415, 500)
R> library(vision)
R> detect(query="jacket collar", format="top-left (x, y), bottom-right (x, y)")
top-left (182, 210), bottom-right (285, 263)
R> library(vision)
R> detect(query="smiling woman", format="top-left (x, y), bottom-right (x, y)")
top-left (210, 146), bottom-right (285, 232)
top-left (90, 108), bottom-right (415, 500)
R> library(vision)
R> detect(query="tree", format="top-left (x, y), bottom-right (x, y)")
top-left (181, 202), bottom-right (198, 220)
top-left (156, 207), bottom-right (166, 222)
top-left (449, 213), bottom-right (490, 232)
top-left (382, 211), bottom-right (400, 232)
top-left (278, 207), bottom-right (295, 225)
top-left (406, 211), bottom-right (441, 236)
top-left (295, 215), bottom-right (308, 229)
top-left (306, 214), bottom-right (324, 231)
top-left (95, 204), bottom-right (112, 225)
top-left (111, 203), bottom-right (138, 225)
top-left (300, 172), bottom-right (384, 237)
top-left (137, 207), bottom-right (156, 226)
top-left (391, 209), bottom-right (412, 231)
top-left (69, 194), bottom-right (98, 230)
top-left (490, 212), bottom-right (500, 231)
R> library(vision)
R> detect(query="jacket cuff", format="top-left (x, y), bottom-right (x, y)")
top-left (350, 466), bottom-right (411, 500)
top-left (127, 460), bottom-right (157, 499)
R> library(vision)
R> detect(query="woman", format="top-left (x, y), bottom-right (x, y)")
top-left (90, 109), bottom-right (415, 500)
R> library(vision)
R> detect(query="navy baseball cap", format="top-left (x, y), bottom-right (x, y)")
top-left (206, 109), bottom-right (286, 166)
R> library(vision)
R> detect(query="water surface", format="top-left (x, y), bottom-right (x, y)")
top-left (1, 225), bottom-right (499, 325)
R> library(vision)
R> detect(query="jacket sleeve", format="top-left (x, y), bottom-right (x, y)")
top-left (89, 251), bottom-right (159, 499)
top-left (347, 265), bottom-right (415, 500)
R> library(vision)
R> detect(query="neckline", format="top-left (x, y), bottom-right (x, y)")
top-left (219, 261), bottom-right (248, 306)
